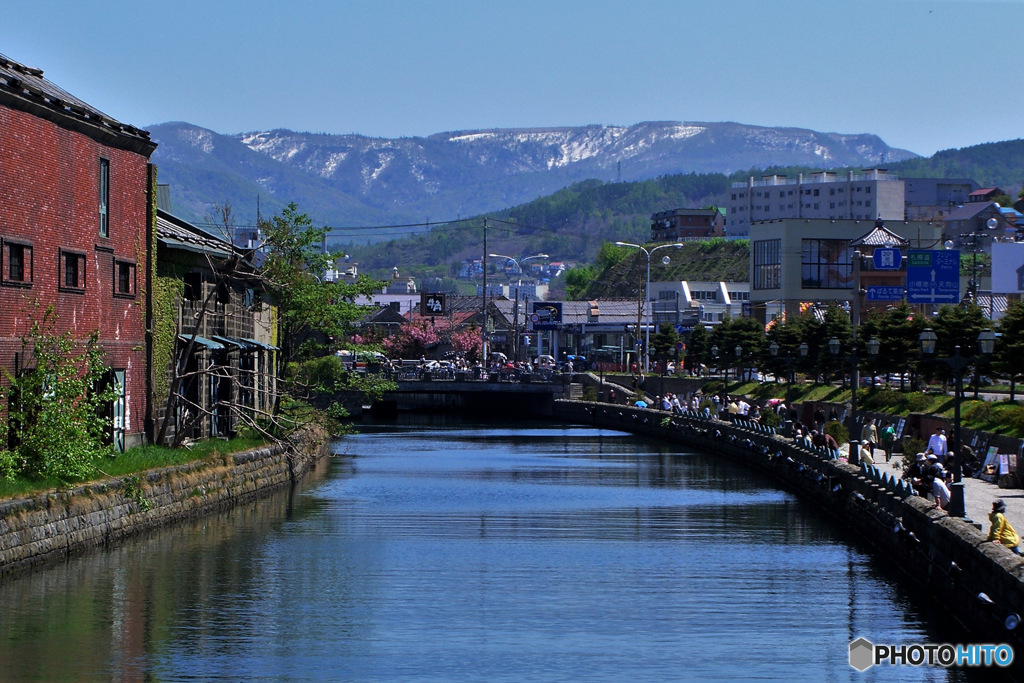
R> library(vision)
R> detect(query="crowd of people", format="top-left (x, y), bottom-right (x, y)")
top-left (612, 378), bottom-right (1023, 557)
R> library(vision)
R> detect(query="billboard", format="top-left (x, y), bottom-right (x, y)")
top-left (992, 242), bottom-right (1024, 294)
top-left (531, 302), bottom-right (562, 330)
top-left (420, 292), bottom-right (446, 316)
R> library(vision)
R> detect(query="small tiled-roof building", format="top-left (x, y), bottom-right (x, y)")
top-left (0, 52), bottom-right (157, 450)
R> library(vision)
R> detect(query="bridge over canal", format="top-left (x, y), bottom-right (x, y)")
top-left (370, 374), bottom-right (581, 417)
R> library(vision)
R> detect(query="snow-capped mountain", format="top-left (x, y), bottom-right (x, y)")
top-left (149, 120), bottom-right (916, 231)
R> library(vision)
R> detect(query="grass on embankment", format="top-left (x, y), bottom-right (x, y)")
top-left (0, 436), bottom-right (267, 501)
top-left (696, 378), bottom-right (1024, 438)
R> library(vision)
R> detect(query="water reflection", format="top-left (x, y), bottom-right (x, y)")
top-left (0, 419), bottom-right (973, 681)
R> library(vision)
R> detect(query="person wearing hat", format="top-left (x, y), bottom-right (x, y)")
top-left (922, 454), bottom-right (950, 510)
top-left (902, 453), bottom-right (929, 498)
top-left (986, 500), bottom-right (1022, 555)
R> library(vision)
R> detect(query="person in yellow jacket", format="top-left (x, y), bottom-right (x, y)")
top-left (986, 500), bottom-right (1022, 556)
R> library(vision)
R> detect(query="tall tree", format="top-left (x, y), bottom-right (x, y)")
top-left (995, 300), bottom-right (1024, 400)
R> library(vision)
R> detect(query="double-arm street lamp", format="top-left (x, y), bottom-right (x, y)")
top-left (615, 241), bottom-right (684, 373)
top-left (919, 327), bottom-right (997, 518)
top-left (829, 334), bottom-right (880, 466)
top-left (488, 253), bottom-right (549, 362)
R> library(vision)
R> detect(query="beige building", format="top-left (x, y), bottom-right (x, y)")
top-left (728, 169), bottom-right (905, 237)
top-left (749, 218), bottom-right (943, 323)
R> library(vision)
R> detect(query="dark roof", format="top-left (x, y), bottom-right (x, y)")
top-left (156, 209), bottom-right (236, 259)
top-left (0, 52), bottom-right (155, 156)
top-left (944, 201), bottom-right (999, 222)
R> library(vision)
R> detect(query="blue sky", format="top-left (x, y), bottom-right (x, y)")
top-left (3, 0), bottom-right (1021, 157)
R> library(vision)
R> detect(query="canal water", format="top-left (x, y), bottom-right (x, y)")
top-left (0, 418), bottom-right (973, 681)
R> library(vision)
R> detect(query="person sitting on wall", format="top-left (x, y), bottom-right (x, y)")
top-left (924, 454), bottom-right (950, 510)
top-left (986, 499), bottom-right (1023, 555)
top-left (860, 442), bottom-right (875, 466)
top-left (902, 453), bottom-right (930, 498)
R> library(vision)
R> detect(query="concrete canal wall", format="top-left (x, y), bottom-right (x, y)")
top-left (553, 399), bottom-right (1024, 669)
top-left (0, 428), bottom-right (330, 577)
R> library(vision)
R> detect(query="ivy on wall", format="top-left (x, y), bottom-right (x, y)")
top-left (151, 275), bottom-right (182, 404)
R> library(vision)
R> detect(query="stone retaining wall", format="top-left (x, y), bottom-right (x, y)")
top-left (554, 400), bottom-right (1024, 674)
top-left (0, 428), bottom-right (330, 577)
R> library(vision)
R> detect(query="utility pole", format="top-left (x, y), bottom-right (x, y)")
top-left (482, 218), bottom-right (488, 362)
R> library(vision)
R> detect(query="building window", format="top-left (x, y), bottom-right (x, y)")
top-left (99, 158), bottom-right (110, 238)
top-left (61, 250), bottom-right (86, 291)
top-left (753, 239), bottom-right (781, 290)
top-left (866, 186), bottom-right (872, 194)
top-left (3, 241), bottom-right (33, 286)
top-left (114, 260), bottom-right (136, 297)
top-left (801, 239), bottom-right (852, 289)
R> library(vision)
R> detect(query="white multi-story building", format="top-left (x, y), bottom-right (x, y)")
top-left (727, 169), bottom-right (904, 237)
top-left (648, 280), bottom-right (751, 328)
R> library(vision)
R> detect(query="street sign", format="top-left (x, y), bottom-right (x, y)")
top-left (873, 247), bottom-right (901, 270)
top-left (866, 285), bottom-right (904, 301)
top-left (906, 249), bottom-right (960, 304)
top-left (674, 324), bottom-right (685, 334)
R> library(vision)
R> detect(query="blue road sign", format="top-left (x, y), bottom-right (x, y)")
top-left (866, 285), bottom-right (904, 301)
top-left (873, 247), bottom-right (901, 270)
top-left (907, 250), bottom-right (960, 304)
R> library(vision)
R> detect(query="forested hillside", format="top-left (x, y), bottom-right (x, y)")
top-left (344, 138), bottom-right (1024, 285)
top-left (344, 173), bottom-right (733, 277)
top-left (889, 139), bottom-right (1024, 189)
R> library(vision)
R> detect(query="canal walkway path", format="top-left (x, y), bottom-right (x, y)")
top-left (872, 449), bottom-right (1023, 537)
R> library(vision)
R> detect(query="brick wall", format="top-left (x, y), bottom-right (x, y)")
top-left (0, 104), bottom-right (151, 445)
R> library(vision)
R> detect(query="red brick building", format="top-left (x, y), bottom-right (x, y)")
top-left (0, 53), bottom-right (157, 450)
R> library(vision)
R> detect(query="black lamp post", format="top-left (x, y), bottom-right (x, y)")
top-left (711, 345), bottom-right (719, 378)
top-left (769, 340), bottom-right (809, 404)
top-left (828, 334), bottom-right (880, 466)
top-left (919, 327), bottom-right (996, 518)
top-left (735, 344), bottom-right (743, 383)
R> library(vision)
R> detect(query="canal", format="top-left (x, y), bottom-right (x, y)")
top-left (0, 417), bottom-right (974, 681)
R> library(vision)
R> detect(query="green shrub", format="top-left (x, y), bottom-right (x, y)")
top-left (902, 436), bottom-right (926, 457)
top-left (824, 420), bottom-right (848, 445)
top-left (701, 380), bottom-right (726, 396)
top-left (905, 393), bottom-right (934, 413)
top-left (760, 410), bottom-right (782, 428)
top-left (1006, 405), bottom-right (1024, 437)
top-left (582, 386), bottom-right (598, 402)
top-left (295, 355), bottom-right (348, 392)
top-left (860, 389), bottom-right (904, 411)
top-left (963, 401), bottom-right (992, 424)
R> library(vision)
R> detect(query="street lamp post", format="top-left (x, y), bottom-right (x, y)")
top-left (615, 242), bottom-right (683, 373)
top-left (734, 344), bottom-right (743, 383)
top-left (919, 327), bottom-right (996, 518)
top-left (829, 335), bottom-right (880, 466)
top-left (769, 341), bottom-right (809, 404)
top-left (488, 253), bottom-right (549, 363)
top-left (967, 217), bottom-right (999, 304)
